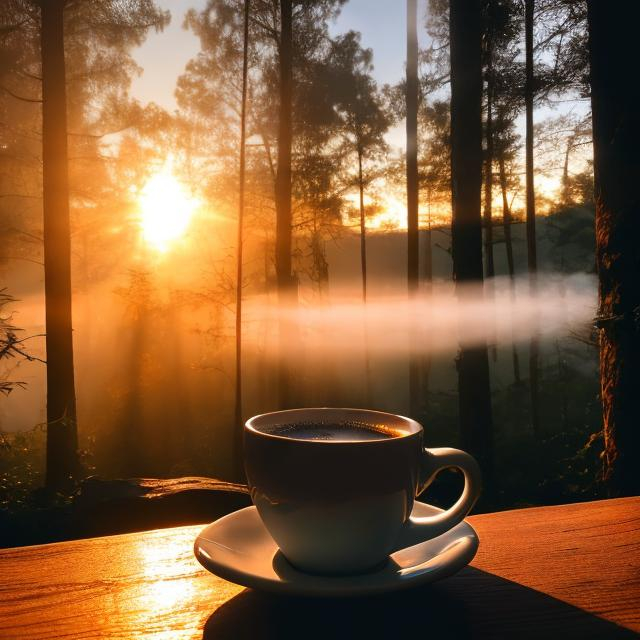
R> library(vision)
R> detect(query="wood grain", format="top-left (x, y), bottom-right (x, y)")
top-left (75, 476), bottom-right (250, 502)
top-left (1, 477), bottom-right (251, 549)
top-left (0, 497), bottom-right (638, 639)
top-left (72, 476), bottom-right (251, 539)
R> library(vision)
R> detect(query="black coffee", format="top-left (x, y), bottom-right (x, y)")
top-left (260, 420), bottom-right (402, 442)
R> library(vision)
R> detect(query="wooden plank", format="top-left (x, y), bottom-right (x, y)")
top-left (71, 476), bottom-right (251, 539)
top-left (0, 524), bottom-right (237, 640)
top-left (0, 497), bottom-right (638, 639)
top-left (0, 477), bottom-right (251, 549)
top-left (469, 497), bottom-right (640, 631)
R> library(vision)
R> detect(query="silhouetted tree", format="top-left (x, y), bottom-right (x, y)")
top-left (111, 269), bottom-right (152, 475)
top-left (524, 0), bottom-right (539, 434)
top-left (449, 0), bottom-right (493, 477)
top-left (274, 0), bottom-right (295, 407)
top-left (481, 0), bottom-right (520, 279)
top-left (0, 0), bottom-right (168, 488)
top-left (484, 0), bottom-right (522, 382)
top-left (330, 31), bottom-right (389, 402)
top-left (482, 15), bottom-right (495, 281)
top-left (588, 0), bottom-right (640, 495)
top-left (418, 100), bottom-right (451, 226)
top-left (42, 0), bottom-right (168, 488)
top-left (406, 0), bottom-right (420, 416)
top-left (40, 0), bottom-right (78, 490)
top-left (180, 0), bottom-right (347, 410)
top-left (407, 0), bottom-right (420, 294)
top-left (559, 115), bottom-right (592, 206)
top-left (233, 0), bottom-right (250, 479)
top-left (495, 111), bottom-right (522, 383)
top-left (517, 0), bottom-right (590, 429)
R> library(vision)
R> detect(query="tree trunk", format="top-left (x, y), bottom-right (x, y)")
top-left (358, 147), bottom-right (373, 405)
top-left (587, 0), bottom-right (640, 496)
top-left (114, 308), bottom-right (145, 477)
top-left (483, 38), bottom-right (497, 363)
top-left (524, 0), bottom-right (537, 275)
top-left (407, 0), bottom-right (420, 417)
top-left (499, 155), bottom-right (515, 278)
top-left (407, 0), bottom-right (419, 294)
top-left (41, 0), bottom-right (79, 491)
top-left (499, 153), bottom-right (521, 384)
top-left (449, 0), bottom-right (493, 479)
top-left (275, 0), bottom-right (293, 295)
top-left (561, 133), bottom-right (575, 206)
top-left (358, 148), bottom-right (367, 304)
top-left (524, 0), bottom-right (539, 434)
top-left (420, 199), bottom-right (433, 409)
top-left (233, 0), bottom-right (250, 480)
top-left (275, 0), bottom-right (296, 408)
top-left (423, 192), bottom-right (433, 293)
top-left (483, 36), bottom-right (495, 279)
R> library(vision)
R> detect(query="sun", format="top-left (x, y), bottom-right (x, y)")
top-left (138, 165), bottom-right (199, 252)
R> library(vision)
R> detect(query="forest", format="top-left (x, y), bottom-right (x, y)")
top-left (0, 0), bottom-right (638, 537)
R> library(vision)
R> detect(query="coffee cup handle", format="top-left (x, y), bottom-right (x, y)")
top-left (393, 447), bottom-right (481, 551)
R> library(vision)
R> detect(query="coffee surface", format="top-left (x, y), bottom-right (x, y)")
top-left (259, 420), bottom-right (402, 441)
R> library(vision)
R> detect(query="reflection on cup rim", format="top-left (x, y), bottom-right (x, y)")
top-left (245, 407), bottom-right (423, 444)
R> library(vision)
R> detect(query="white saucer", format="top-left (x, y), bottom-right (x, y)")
top-left (194, 502), bottom-right (479, 597)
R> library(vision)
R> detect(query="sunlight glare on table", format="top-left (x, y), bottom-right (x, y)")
top-left (122, 526), bottom-right (242, 639)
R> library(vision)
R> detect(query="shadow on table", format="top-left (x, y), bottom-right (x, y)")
top-left (202, 567), bottom-right (638, 640)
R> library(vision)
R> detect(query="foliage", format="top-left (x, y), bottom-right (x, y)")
top-left (0, 289), bottom-right (44, 396)
top-left (421, 348), bottom-right (603, 512)
top-left (418, 100), bottom-right (451, 222)
top-left (177, 2), bottom-right (391, 295)
top-left (0, 426), bottom-right (46, 512)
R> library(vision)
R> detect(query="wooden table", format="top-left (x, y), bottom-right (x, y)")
top-left (1, 497), bottom-right (638, 639)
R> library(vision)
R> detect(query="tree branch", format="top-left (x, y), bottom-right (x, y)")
top-left (0, 84), bottom-right (42, 104)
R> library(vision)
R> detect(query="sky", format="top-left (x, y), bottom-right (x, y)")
top-left (129, 0), bottom-right (591, 220)
top-left (130, 0), bottom-right (429, 113)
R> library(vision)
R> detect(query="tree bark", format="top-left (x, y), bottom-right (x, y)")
top-left (524, 0), bottom-right (539, 434)
top-left (449, 0), bottom-right (493, 478)
top-left (498, 153), bottom-right (521, 384)
top-left (407, 0), bottom-right (420, 417)
top-left (233, 0), bottom-right (250, 479)
top-left (41, 0), bottom-right (79, 491)
top-left (275, 0), bottom-right (296, 408)
top-left (587, 0), bottom-right (640, 496)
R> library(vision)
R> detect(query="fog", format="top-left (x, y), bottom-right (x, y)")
top-left (1, 236), bottom-right (597, 480)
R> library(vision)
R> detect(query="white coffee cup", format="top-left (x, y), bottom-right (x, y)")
top-left (244, 408), bottom-right (482, 575)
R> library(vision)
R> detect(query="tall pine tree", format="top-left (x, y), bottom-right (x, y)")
top-left (588, 0), bottom-right (640, 496)
top-left (450, 0), bottom-right (493, 480)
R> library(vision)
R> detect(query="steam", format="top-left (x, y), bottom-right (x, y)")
top-left (244, 273), bottom-right (597, 358)
top-left (1, 273), bottom-right (597, 438)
